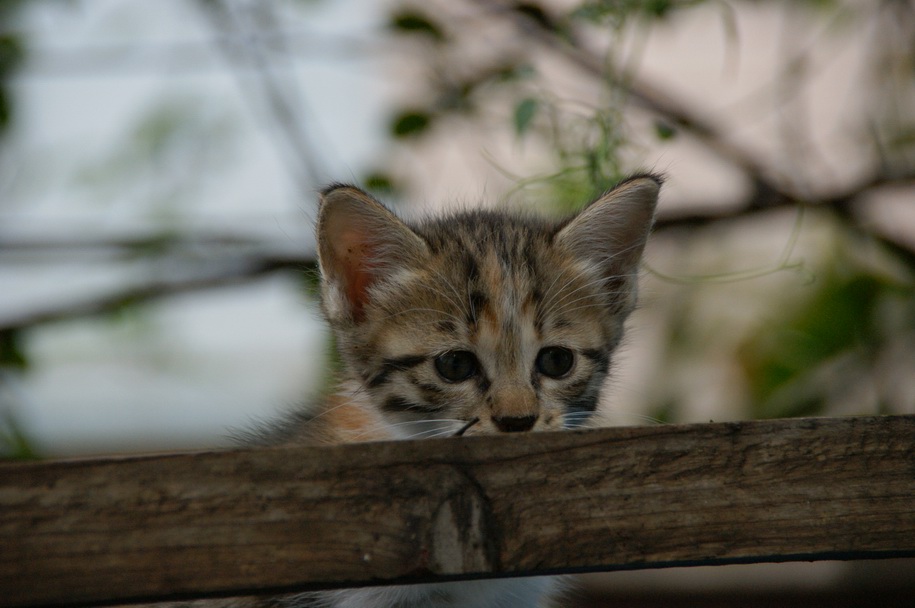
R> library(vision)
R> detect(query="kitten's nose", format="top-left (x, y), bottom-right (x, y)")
top-left (492, 415), bottom-right (538, 433)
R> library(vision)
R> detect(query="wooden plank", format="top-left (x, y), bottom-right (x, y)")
top-left (1, 415), bottom-right (914, 608)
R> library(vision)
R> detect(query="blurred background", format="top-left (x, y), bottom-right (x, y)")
top-left (1, 0), bottom-right (913, 604)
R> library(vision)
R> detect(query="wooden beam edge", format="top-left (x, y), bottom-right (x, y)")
top-left (1, 415), bottom-right (913, 607)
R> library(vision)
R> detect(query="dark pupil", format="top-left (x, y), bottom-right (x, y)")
top-left (434, 351), bottom-right (477, 382)
top-left (536, 347), bottom-right (574, 378)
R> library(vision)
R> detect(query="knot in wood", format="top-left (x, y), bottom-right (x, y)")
top-left (427, 468), bottom-right (499, 575)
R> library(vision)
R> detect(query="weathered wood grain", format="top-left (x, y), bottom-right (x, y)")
top-left (2, 415), bottom-right (914, 607)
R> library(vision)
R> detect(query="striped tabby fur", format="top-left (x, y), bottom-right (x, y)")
top-left (262, 175), bottom-right (661, 607)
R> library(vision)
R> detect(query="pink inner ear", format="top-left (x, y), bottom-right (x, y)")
top-left (344, 259), bottom-right (373, 322)
top-left (337, 229), bottom-right (378, 323)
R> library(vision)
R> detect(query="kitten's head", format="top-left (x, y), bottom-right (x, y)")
top-left (316, 176), bottom-right (660, 437)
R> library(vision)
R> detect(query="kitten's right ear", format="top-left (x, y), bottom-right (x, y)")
top-left (555, 175), bottom-right (661, 313)
top-left (317, 185), bottom-right (428, 323)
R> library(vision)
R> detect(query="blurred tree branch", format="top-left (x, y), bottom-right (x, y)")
top-left (462, 0), bottom-right (915, 268)
top-left (474, 1), bottom-right (915, 207)
top-left (3, 166), bottom-right (913, 334)
top-left (2, 0), bottom-right (914, 348)
top-left (653, 173), bottom-right (915, 270)
top-left (11, 34), bottom-right (375, 79)
top-left (196, 0), bottom-right (327, 195)
top-left (471, 0), bottom-right (787, 197)
top-left (0, 236), bottom-right (315, 333)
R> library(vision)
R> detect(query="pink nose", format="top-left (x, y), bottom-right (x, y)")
top-left (492, 415), bottom-right (538, 433)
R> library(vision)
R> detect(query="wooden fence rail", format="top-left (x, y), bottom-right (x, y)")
top-left (2, 415), bottom-right (914, 608)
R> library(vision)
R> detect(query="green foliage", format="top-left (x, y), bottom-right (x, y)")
top-left (495, 63), bottom-right (537, 82)
top-left (0, 5), bottom-right (26, 135)
top-left (389, 10), bottom-right (446, 42)
top-left (797, 0), bottom-right (841, 12)
top-left (0, 409), bottom-right (39, 460)
top-left (513, 3), bottom-right (567, 35)
top-left (887, 125), bottom-right (915, 155)
top-left (76, 96), bottom-right (236, 213)
top-left (573, 0), bottom-right (694, 25)
top-left (390, 110), bottom-right (433, 138)
top-left (0, 34), bottom-right (25, 75)
top-left (654, 120), bottom-right (677, 141)
top-left (0, 87), bottom-right (11, 130)
top-left (547, 108), bottom-right (628, 209)
top-left (739, 265), bottom-right (914, 419)
top-left (0, 330), bottom-right (27, 371)
top-left (513, 98), bottom-right (539, 136)
top-left (648, 398), bottom-right (677, 424)
top-left (363, 171), bottom-right (400, 197)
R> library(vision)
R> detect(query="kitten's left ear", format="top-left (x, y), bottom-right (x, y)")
top-left (555, 174), bottom-right (661, 287)
top-left (317, 185), bottom-right (428, 324)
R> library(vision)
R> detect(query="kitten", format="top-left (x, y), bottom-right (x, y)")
top-left (255, 174), bottom-right (661, 607)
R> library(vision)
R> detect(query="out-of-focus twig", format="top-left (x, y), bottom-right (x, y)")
top-left (467, 0), bottom-right (791, 201)
top-left (3, 0), bottom-right (913, 336)
top-left (11, 33), bottom-right (375, 79)
top-left (196, 0), bottom-right (327, 195)
top-left (0, 249), bottom-right (316, 333)
top-left (0, 231), bottom-right (309, 258)
top-left (654, 174), bottom-right (915, 270)
top-left (4, 166), bottom-right (913, 335)
top-left (465, 0), bottom-right (915, 269)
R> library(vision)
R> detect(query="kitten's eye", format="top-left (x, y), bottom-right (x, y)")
top-left (536, 347), bottom-right (574, 378)
top-left (434, 350), bottom-right (478, 382)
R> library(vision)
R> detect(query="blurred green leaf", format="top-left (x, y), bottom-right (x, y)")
top-left (514, 98), bottom-right (539, 136)
top-left (0, 89), bottom-right (10, 131)
top-left (644, 0), bottom-right (674, 18)
top-left (648, 398), bottom-right (677, 424)
top-left (573, 0), bottom-right (694, 24)
top-left (135, 102), bottom-right (197, 160)
top-left (0, 410), bottom-right (39, 461)
top-left (654, 120), bottom-right (677, 140)
top-left (495, 63), bottom-right (536, 82)
top-left (798, 0), bottom-right (840, 12)
top-left (888, 125), bottom-right (915, 150)
top-left (0, 330), bottom-right (27, 371)
top-left (76, 96), bottom-right (236, 212)
top-left (0, 32), bottom-right (24, 136)
top-left (363, 171), bottom-right (399, 197)
top-left (513, 3), bottom-right (561, 32)
top-left (389, 10), bottom-right (445, 41)
top-left (533, 167), bottom-right (606, 215)
top-left (740, 270), bottom-right (896, 418)
top-left (573, 0), bottom-right (638, 24)
top-left (0, 34), bottom-right (25, 76)
top-left (390, 110), bottom-right (432, 138)
top-left (437, 81), bottom-right (476, 114)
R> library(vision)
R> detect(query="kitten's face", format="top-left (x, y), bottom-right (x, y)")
top-left (317, 177), bottom-right (660, 437)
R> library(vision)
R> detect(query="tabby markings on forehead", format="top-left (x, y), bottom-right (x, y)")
top-left (551, 317), bottom-right (572, 329)
top-left (436, 320), bottom-right (457, 334)
top-left (463, 254), bottom-right (480, 283)
top-left (467, 291), bottom-right (489, 326)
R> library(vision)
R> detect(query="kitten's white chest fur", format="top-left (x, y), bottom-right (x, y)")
top-left (299, 577), bottom-right (557, 608)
